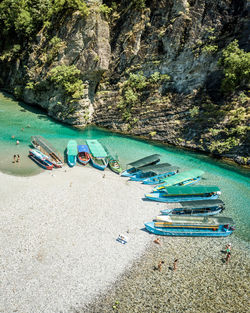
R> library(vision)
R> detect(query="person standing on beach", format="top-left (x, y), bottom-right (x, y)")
top-left (16, 154), bottom-right (20, 163)
top-left (225, 252), bottom-right (231, 264)
top-left (13, 155), bottom-right (16, 163)
top-left (158, 261), bottom-right (164, 272)
top-left (173, 259), bottom-right (178, 271)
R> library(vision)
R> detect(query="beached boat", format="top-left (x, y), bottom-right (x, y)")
top-left (108, 155), bottom-right (123, 174)
top-left (31, 135), bottom-right (63, 168)
top-left (29, 149), bottom-right (54, 170)
top-left (142, 166), bottom-right (180, 185)
top-left (144, 216), bottom-right (235, 237)
top-left (67, 140), bottom-right (78, 167)
top-left (152, 169), bottom-right (204, 191)
top-left (77, 144), bottom-right (90, 165)
top-left (129, 163), bottom-right (177, 182)
top-left (129, 163), bottom-right (176, 181)
top-left (86, 139), bottom-right (108, 170)
top-left (145, 186), bottom-right (221, 203)
top-left (121, 154), bottom-right (160, 177)
top-left (160, 199), bottom-right (225, 216)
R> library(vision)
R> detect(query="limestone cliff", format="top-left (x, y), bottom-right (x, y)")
top-left (0, 0), bottom-right (249, 165)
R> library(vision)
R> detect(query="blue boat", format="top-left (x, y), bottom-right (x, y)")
top-left (129, 163), bottom-right (175, 182)
top-left (121, 154), bottom-right (160, 177)
top-left (145, 186), bottom-right (221, 203)
top-left (67, 140), bottom-right (78, 167)
top-left (87, 139), bottom-right (108, 170)
top-left (142, 166), bottom-right (180, 185)
top-left (152, 169), bottom-right (204, 191)
top-left (160, 199), bottom-right (225, 216)
top-left (144, 216), bottom-right (235, 237)
top-left (29, 149), bottom-right (54, 170)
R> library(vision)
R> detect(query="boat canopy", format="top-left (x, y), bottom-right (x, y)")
top-left (77, 145), bottom-right (89, 153)
top-left (156, 215), bottom-right (234, 225)
top-left (67, 140), bottom-right (78, 155)
top-left (86, 140), bottom-right (107, 158)
top-left (31, 136), bottom-right (63, 161)
top-left (179, 199), bottom-right (225, 209)
top-left (164, 185), bottom-right (220, 195)
top-left (138, 163), bottom-right (177, 174)
top-left (156, 169), bottom-right (204, 186)
top-left (128, 154), bottom-right (160, 168)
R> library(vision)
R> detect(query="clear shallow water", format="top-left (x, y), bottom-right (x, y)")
top-left (0, 92), bottom-right (250, 241)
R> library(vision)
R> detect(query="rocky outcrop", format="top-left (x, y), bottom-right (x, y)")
top-left (0, 0), bottom-right (249, 165)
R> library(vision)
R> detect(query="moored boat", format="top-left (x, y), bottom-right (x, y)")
top-left (145, 186), bottom-right (221, 203)
top-left (129, 163), bottom-right (176, 182)
top-left (31, 135), bottom-right (63, 168)
top-left (121, 154), bottom-right (160, 177)
top-left (29, 149), bottom-right (54, 170)
top-left (77, 144), bottom-right (90, 165)
top-left (160, 199), bottom-right (225, 216)
top-left (67, 140), bottom-right (78, 167)
top-left (108, 155), bottom-right (123, 174)
top-left (144, 216), bottom-right (235, 237)
top-left (142, 166), bottom-right (179, 184)
top-left (87, 139), bottom-right (108, 170)
top-left (152, 169), bottom-right (204, 192)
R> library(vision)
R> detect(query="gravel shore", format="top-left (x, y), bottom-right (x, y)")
top-left (82, 236), bottom-right (249, 313)
top-left (1, 167), bottom-right (249, 313)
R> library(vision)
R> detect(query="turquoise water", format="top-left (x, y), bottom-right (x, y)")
top-left (0, 92), bottom-right (250, 241)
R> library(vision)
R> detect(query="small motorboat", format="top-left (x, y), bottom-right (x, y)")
top-left (121, 154), bottom-right (160, 177)
top-left (145, 216), bottom-right (235, 237)
top-left (67, 140), bottom-right (78, 167)
top-left (29, 149), bottom-right (54, 170)
top-left (87, 139), bottom-right (108, 170)
top-left (77, 144), bottom-right (90, 165)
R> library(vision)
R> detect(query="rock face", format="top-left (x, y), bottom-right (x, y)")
top-left (0, 0), bottom-right (249, 164)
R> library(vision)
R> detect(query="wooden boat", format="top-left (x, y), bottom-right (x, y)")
top-left (152, 169), bottom-right (204, 192)
top-left (160, 199), bottom-right (225, 216)
top-left (144, 216), bottom-right (235, 237)
top-left (31, 136), bottom-right (63, 168)
top-left (145, 186), bottom-right (221, 203)
top-left (142, 166), bottom-right (179, 184)
top-left (121, 154), bottom-right (160, 177)
top-left (108, 155), bottom-right (123, 174)
top-left (129, 163), bottom-right (176, 182)
top-left (86, 139), bottom-right (108, 170)
top-left (29, 149), bottom-right (54, 170)
top-left (77, 144), bottom-right (90, 165)
top-left (67, 140), bottom-right (78, 167)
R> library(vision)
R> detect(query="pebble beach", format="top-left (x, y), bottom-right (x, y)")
top-left (0, 166), bottom-right (249, 313)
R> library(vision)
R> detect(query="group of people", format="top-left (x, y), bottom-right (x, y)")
top-left (157, 259), bottom-right (178, 272)
top-left (13, 154), bottom-right (20, 163)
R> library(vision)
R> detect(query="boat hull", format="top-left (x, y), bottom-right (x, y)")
top-left (109, 160), bottom-right (122, 174)
top-left (142, 171), bottom-right (178, 184)
top-left (29, 150), bottom-right (54, 170)
top-left (91, 157), bottom-right (108, 170)
top-left (144, 222), bottom-right (233, 237)
top-left (121, 168), bottom-right (138, 177)
top-left (145, 193), bottom-right (219, 202)
top-left (130, 170), bottom-right (177, 182)
top-left (78, 153), bottom-right (90, 165)
top-left (153, 177), bottom-right (201, 191)
top-left (160, 208), bottom-right (223, 216)
top-left (67, 155), bottom-right (77, 167)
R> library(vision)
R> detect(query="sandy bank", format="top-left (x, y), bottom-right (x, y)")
top-left (0, 166), bottom-right (167, 313)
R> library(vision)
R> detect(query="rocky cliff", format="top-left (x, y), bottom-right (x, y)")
top-left (0, 0), bottom-right (249, 165)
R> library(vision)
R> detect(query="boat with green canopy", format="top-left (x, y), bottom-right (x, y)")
top-left (144, 216), bottom-right (235, 237)
top-left (67, 140), bottom-right (78, 167)
top-left (121, 154), bottom-right (160, 177)
top-left (152, 169), bottom-right (204, 191)
top-left (145, 185), bottom-right (221, 202)
top-left (160, 199), bottom-right (225, 216)
top-left (130, 163), bottom-right (177, 181)
top-left (86, 139), bottom-right (108, 170)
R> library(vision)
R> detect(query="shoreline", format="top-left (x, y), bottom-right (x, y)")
top-left (0, 167), bottom-right (249, 313)
top-left (82, 236), bottom-right (250, 313)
